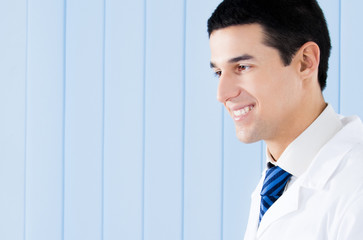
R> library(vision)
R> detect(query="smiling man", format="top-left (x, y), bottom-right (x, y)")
top-left (208, 0), bottom-right (363, 239)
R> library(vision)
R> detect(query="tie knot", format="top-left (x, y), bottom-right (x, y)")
top-left (261, 165), bottom-right (292, 197)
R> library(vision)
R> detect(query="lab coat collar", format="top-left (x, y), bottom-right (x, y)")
top-left (254, 115), bottom-right (363, 238)
top-left (300, 115), bottom-right (363, 190)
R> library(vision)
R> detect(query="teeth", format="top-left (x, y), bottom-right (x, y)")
top-left (233, 106), bottom-right (253, 117)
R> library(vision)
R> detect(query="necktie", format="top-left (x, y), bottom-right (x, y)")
top-left (259, 163), bottom-right (292, 223)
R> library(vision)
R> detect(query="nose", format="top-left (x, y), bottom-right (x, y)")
top-left (217, 72), bottom-right (241, 103)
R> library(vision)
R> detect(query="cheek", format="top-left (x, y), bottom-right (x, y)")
top-left (251, 71), bottom-right (297, 115)
top-left (248, 72), bottom-right (280, 104)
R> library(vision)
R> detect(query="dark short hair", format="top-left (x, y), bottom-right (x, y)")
top-left (207, 0), bottom-right (331, 90)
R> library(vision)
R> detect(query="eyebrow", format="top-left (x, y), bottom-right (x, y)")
top-left (210, 54), bottom-right (254, 68)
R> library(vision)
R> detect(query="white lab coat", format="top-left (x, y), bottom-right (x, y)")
top-left (244, 115), bottom-right (363, 240)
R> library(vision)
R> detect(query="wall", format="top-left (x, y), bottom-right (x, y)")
top-left (0, 0), bottom-right (362, 239)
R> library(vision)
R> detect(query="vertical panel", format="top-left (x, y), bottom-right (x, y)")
top-left (223, 118), bottom-right (262, 239)
top-left (340, 0), bottom-right (363, 118)
top-left (319, 0), bottom-right (341, 111)
top-left (103, 0), bottom-right (145, 239)
top-left (25, 1), bottom-right (65, 239)
top-left (0, 1), bottom-right (27, 239)
top-left (143, 0), bottom-right (185, 239)
top-left (183, 0), bottom-right (224, 239)
top-left (64, 0), bottom-right (105, 239)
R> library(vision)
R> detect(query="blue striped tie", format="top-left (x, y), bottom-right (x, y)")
top-left (259, 163), bottom-right (292, 223)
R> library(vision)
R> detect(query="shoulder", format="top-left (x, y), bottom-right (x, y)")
top-left (334, 114), bottom-right (363, 183)
top-left (337, 142), bottom-right (363, 184)
top-left (333, 168), bottom-right (363, 239)
top-left (329, 114), bottom-right (363, 177)
top-left (337, 142), bottom-right (363, 185)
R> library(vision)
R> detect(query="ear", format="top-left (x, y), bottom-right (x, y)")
top-left (297, 42), bottom-right (320, 78)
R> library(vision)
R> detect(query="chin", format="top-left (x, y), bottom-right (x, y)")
top-left (236, 128), bottom-right (261, 144)
top-left (236, 133), bottom-right (260, 144)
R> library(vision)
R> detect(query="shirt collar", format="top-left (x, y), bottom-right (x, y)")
top-left (266, 104), bottom-right (343, 177)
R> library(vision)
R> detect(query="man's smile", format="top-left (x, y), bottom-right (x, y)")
top-left (231, 104), bottom-right (255, 121)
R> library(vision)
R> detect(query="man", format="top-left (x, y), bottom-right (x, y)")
top-left (208, 0), bottom-right (363, 239)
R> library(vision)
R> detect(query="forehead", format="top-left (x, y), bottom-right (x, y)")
top-left (209, 24), bottom-right (269, 65)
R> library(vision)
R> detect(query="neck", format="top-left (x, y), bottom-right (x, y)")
top-left (266, 92), bottom-right (326, 161)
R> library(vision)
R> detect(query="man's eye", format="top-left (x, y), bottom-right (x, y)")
top-left (238, 65), bottom-right (250, 71)
top-left (214, 71), bottom-right (222, 77)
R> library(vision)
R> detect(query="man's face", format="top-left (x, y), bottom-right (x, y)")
top-left (210, 24), bottom-right (304, 144)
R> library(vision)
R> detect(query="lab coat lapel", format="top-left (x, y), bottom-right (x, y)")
top-left (257, 181), bottom-right (302, 238)
top-left (244, 177), bottom-right (263, 240)
top-left (244, 164), bottom-right (306, 239)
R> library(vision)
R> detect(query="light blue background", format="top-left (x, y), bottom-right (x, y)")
top-left (0, 0), bottom-right (362, 239)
